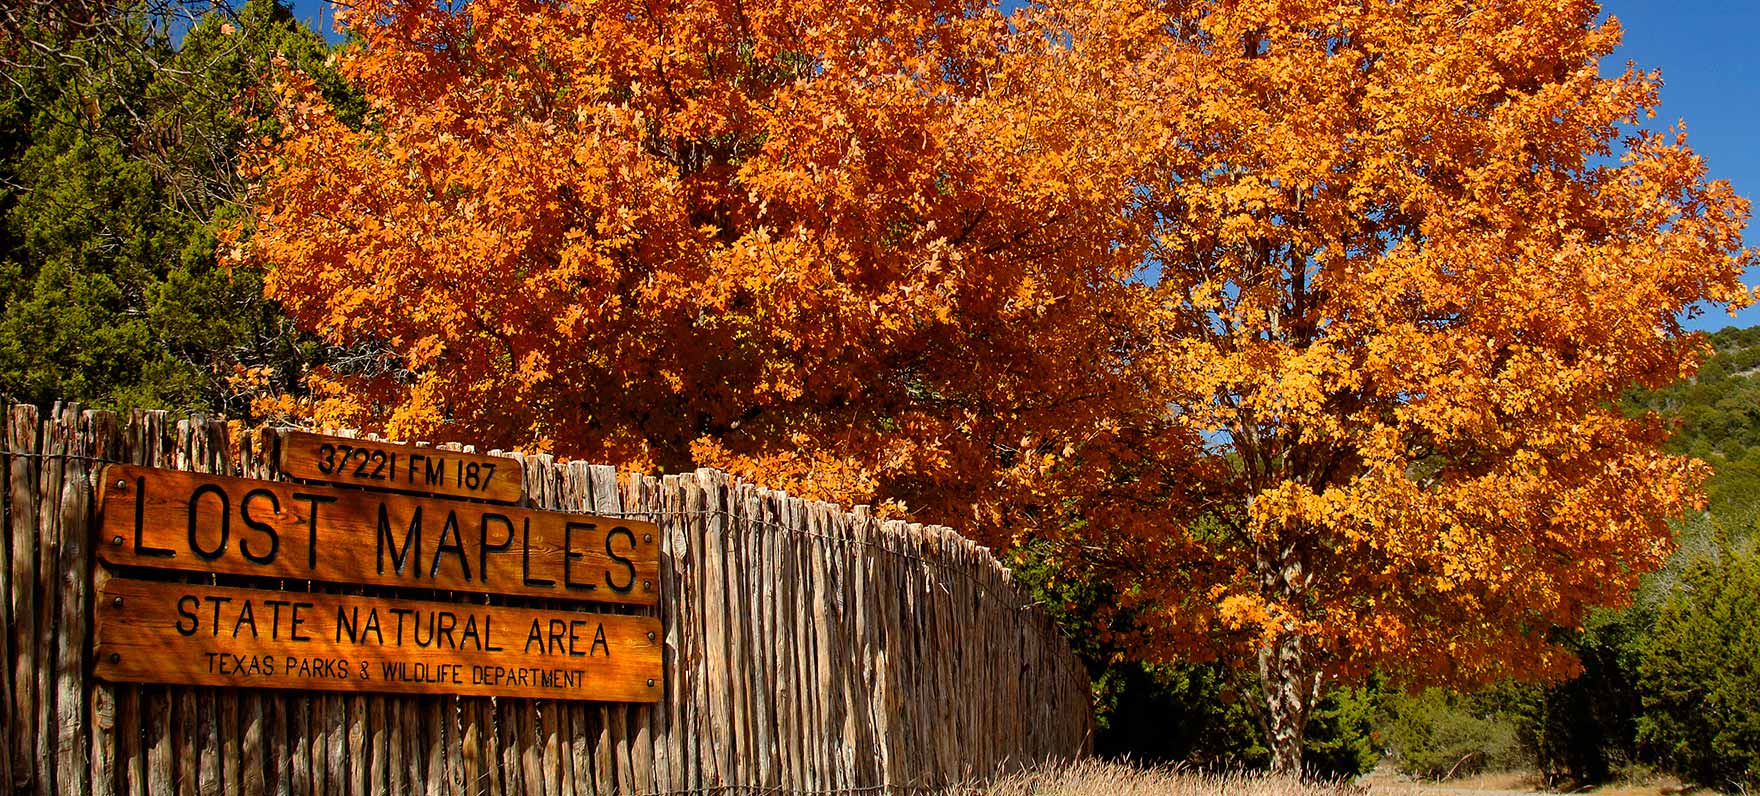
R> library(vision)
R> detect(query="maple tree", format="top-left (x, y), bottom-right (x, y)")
top-left (247, 0), bottom-right (1756, 775)
top-left (1012, 0), bottom-right (1756, 772)
top-left (242, 0), bottom-right (1200, 543)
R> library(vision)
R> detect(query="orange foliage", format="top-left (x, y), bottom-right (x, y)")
top-left (247, 0), bottom-right (1756, 770)
top-left (244, 0), bottom-right (1201, 546)
top-left (1002, 0), bottom-right (1757, 768)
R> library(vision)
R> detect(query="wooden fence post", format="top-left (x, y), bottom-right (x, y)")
top-left (4, 403), bottom-right (1093, 796)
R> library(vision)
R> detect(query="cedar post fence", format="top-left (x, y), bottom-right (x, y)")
top-left (1, 404), bottom-right (1093, 796)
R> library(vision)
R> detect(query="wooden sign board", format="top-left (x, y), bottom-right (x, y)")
top-left (97, 464), bottom-right (660, 606)
top-left (94, 578), bottom-right (661, 702)
top-left (279, 431), bottom-right (525, 504)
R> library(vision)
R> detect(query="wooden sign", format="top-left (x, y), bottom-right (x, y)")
top-left (279, 431), bottom-right (525, 504)
top-left (96, 464), bottom-right (660, 606)
top-left (94, 578), bottom-right (661, 702)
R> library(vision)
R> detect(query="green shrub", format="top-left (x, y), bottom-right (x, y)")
top-left (1302, 682), bottom-right (1381, 780)
top-left (0, 0), bottom-right (350, 415)
top-left (1511, 614), bottom-right (1644, 787)
top-left (1377, 688), bottom-right (1525, 780)
top-left (1086, 661), bottom-right (1379, 779)
top-left (1634, 543), bottom-right (1760, 792)
top-left (1090, 659), bottom-right (1270, 770)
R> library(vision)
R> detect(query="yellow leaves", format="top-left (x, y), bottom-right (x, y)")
top-left (256, 0), bottom-right (1119, 503)
top-left (515, 350), bottom-right (551, 386)
top-left (405, 335), bottom-right (446, 370)
top-left (228, 364), bottom-right (276, 393)
top-left (1217, 594), bottom-right (1274, 635)
top-left (236, 0), bottom-right (1759, 696)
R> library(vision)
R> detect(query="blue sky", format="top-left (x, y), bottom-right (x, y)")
top-left (1598, 0), bottom-right (1760, 332)
top-left (285, 0), bottom-right (1760, 332)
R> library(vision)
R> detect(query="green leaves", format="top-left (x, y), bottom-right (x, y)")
top-left (1627, 326), bottom-right (1760, 522)
top-left (0, 0), bottom-right (348, 415)
top-left (1634, 543), bottom-right (1760, 792)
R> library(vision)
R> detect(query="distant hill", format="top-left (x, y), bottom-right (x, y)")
top-left (1626, 324), bottom-right (1760, 523)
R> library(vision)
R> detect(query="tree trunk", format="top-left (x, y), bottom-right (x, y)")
top-left (1258, 629), bottom-right (1316, 776)
top-left (1252, 508), bottom-right (1322, 776)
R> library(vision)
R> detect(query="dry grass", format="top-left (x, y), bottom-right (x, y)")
top-left (1358, 763), bottom-right (1691, 796)
top-left (963, 759), bottom-right (1697, 796)
top-left (976, 759), bottom-right (1367, 796)
top-left (1356, 766), bottom-right (1541, 794)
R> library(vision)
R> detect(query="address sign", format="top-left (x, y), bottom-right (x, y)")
top-left (278, 431), bottom-right (526, 503)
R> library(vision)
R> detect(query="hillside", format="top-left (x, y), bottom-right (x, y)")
top-left (1626, 324), bottom-right (1760, 524)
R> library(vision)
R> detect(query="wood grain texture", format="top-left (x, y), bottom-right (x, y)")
top-left (8, 404), bottom-right (39, 793)
top-left (279, 432), bottom-right (523, 504)
top-left (88, 412), bottom-right (124, 796)
top-left (1, 432), bottom-right (13, 796)
top-left (7, 404), bottom-right (1092, 796)
top-left (94, 579), bottom-right (662, 703)
top-left (36, 403), bottom-right (71, 795)
top-left (96, 464), bottom-right (659, 606)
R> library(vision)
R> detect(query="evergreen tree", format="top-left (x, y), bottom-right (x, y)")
top-left (0, 0), bottom-right (353, 413)
top-left (1635, 541), bottom-right (1760, 792)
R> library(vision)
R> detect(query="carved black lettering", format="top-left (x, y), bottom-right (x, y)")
top-left (175, 595), bottom-right (199, 636)
top-left (604, 526), bottom-right (637, 593)
top-left (187, 484), bottom-right (230, 561)
top-left (233, 600), bottom-right (257, 638)
top-left (361, 608), bottom-right (383, 645)
top-left (238, 488), bottom-right (281, 565)
top-left (264, 599), bottom-right (288, 640)
top-left (337, 605), bottom-right (359, 643)
top-left (568, 619), bottom-right (588, 657)
top-left (548, 619), bottom-right (567, 654)
top-left (459, 614), bottom-right (481, 650)
top-left (389, 608), bottom-right (414, 645)
top-left (133, 476), bottom-right (174, 558)
top-left (376, 503), bottom-right (423, 577)
top-left (203, 596), bottom-right (230, 637)
top-left (523, 618), bottom-right (544, 654)
top-left (479, 513), bottom-right (514, 582)
top-left (484, 614), bottom-right (503, 651)
top-left (563, 521), bottom-right (599, 592)
top-left (291, 492), bottom-right (336, 569)
top-left (430, 510), bottom-right (471, 580)
top-left (291, 602), bottom-right (313, 641)
top-left (521, 518), bottom-right (554, 587)
top-left (437, 611), bottom-right (458, 648)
